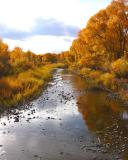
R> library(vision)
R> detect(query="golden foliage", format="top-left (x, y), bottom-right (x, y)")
top-left (111, 58), bottom-right (128, 78)
top-left (0, 64), bottom-right (60, 107)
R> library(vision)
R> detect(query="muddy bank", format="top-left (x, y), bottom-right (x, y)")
top-left (0, 69), bottom-right (128, 160)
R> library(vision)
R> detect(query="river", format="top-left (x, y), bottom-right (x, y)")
top-left (0, 69), bottom-right (128, 160)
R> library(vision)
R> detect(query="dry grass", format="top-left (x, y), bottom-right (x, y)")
top-left (0, 63), bottom-right (63, 108)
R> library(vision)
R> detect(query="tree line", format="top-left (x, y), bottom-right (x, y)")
top-left (0, 0), bottom-right (127, 106)
top-left (0, 40), bottom-right (60, 108)
top-left (58, 0), bottom-right (128, 76)
top-left (0, 40), bottom-right (58, 77)
top-left (57, 0), bottom-right (128, 100)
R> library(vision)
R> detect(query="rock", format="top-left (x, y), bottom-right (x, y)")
top-left (51, 117), bottom-right (55, 120)
top-left (3, 122), bottom-right (6, 126)
top-left (93, 155), bottom-right (97, 160)
top-left (115, 156), bottom-right (119, 159)
top-left (80, 145), bottom-right (86, 150)
top-left (14, 116), bottom-right (19, 122)
top-left (60, 152), bottom-right (64, 155)
top-left (34, 155), bottom-right (38, 157)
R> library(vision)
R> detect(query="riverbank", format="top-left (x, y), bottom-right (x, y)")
top-left (68, 66), bottom-right (128, 106)
top-left (0, 69), bottom-right (127, 160)
top-left (0, 63), bottom-right (64, 109)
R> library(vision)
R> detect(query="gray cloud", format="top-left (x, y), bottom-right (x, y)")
top-left (0, 25), bottom-right (29, 40)
top-left (0, 18), bottom-right (80, 40)
top-left (32, 18), bottom-right (80, 37)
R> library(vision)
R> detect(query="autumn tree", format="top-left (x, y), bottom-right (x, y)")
top-left (41, 53), bottom-right (57, 64)
top-left (0, 40), bottom-right (10, 76)
top-left (10, 47), bottom-right (41, 73)
top-left (106, 0), bottom-right (128, 59)
top-left (25, 50), bottom-right (39, 68)
top-left (68, 0), bottom-right (128, 71)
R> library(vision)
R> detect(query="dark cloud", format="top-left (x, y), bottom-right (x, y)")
top-left (0, 18), bottom-right (80, 40)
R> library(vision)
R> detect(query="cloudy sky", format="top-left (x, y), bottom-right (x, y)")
top-left (0, 0), bottom-right (111, 54)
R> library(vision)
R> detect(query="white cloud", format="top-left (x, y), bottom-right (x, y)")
top-left (0, 0), bottom-right (111, 53)
top-left (4, 35), bottom-right (74, 53)
top-left (0, 0), bottom-right (111, 30)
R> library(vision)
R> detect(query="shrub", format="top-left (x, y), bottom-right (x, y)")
top-left (99, 73), bottom-right (115, 89)
top-left (89, 70), bottom-right (102, 79)
top-left (0, 64), bottom-right (58, 107)
top-left (111, 58), bottom-right (128, 78)
top-left (79, 68), bottom-right (91, 77)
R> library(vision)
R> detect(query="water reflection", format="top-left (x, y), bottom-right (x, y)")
top-left (74, 83), bottom-right (128, 159)
top-left (0, 70), bottom-right (128, 159)
top-left (62, 73), bottom-right (128, 159)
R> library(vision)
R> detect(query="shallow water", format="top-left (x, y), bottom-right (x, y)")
top-left (0, 69), bottom-right (128, 160)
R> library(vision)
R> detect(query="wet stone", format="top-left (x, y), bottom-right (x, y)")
top-left (14, 116), bottom-right (19, 122)
top-left (0, 69), bottom-right (127, 160)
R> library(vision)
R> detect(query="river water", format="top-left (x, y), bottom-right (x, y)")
top-left (0, 69), bottom-right (128, 160)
